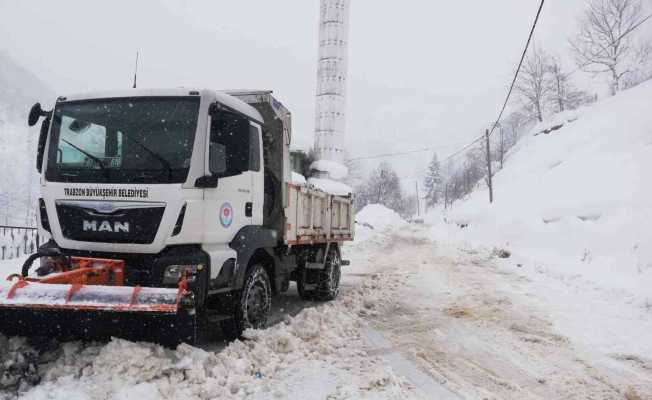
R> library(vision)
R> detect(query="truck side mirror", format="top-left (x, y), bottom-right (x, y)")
top-left (28, 103), bottom-right (46, 127)
top-left (195, 174), bottom-right (218, 188)
top-left (36, 118), bottom-right (50, 173)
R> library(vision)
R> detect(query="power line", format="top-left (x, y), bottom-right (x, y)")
top-left (349, 147), bottom-right (431, 161)
top-left (440, 135), bottom-right (484, 164)
top-left (350, 0), bottom-right (546, 167)
top-left (488, 0), bottom-right (545, 137)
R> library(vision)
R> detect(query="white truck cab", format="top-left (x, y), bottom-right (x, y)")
top-left (28, 88), bottom-right (354, 339)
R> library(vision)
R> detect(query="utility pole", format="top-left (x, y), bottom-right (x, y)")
top-left (132, 51), bottom-right (139, 89)
top-left (485, 129), bottom-right (494, 203)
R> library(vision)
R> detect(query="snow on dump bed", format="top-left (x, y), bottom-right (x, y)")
top-left (2, 274), bottom-right (414, 399)
top-left (290, 171), bottom-right (307, 185)
top-left (430, 80), bottom-right (652, 305)
top-left (309, 159), bottom-right (348, 180)
top-left (307, 177), bottom-right (353, 196)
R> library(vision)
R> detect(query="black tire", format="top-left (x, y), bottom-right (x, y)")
top-left (220, 264), bottom-right (272, 340)
top-left (314, 247), bottom-right (341, 301)
top-left (296, 246), bottom-right (341, 302)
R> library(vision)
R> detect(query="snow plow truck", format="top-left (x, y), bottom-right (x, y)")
top-left (0, 89), bottom-right (354, 345)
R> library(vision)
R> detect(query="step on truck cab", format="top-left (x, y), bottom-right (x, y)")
top-left (2, 88), bottom-right (354, 343)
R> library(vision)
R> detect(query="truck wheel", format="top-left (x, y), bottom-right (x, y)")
top-left (220, 264), bottom-right (272, 340)
top-left (297, 247), bottom-right (341, 302)
top-left (314, 247), bottom-right (341, 301)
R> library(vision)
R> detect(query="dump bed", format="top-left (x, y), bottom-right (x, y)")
top-left (227, 90), bottom-right (354, 245)
top-left (284, 183), bottom-right (354, 245)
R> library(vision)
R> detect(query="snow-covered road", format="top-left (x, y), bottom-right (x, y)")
top-left (348, 223), bottom-right (652, 399)
top-left (2, 220), bottom-right (651, 399)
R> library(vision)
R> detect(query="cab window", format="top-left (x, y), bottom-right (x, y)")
top-left (209, 111), bottom-right (251, 177)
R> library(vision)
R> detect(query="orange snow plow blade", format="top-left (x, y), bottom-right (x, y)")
top-left (0, 255), bottom-right (196, 345)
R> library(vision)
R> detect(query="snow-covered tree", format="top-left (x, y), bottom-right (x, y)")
top-left (570, 0), bottom-right (651, 95)
top-left (356, 162), bottom-right (405, 214)
top-left (546, 56), bottom-right (596, 113)
top-left (423, 153), bottom-right (443, 209)
top-left (515, 44), bottom-right (552, 123)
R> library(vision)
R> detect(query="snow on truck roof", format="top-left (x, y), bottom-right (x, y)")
top-left (56, 88), bottom-right (264, 123)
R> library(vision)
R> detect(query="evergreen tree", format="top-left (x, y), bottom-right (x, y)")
top-left (424, 153), bottom-right (443, 208)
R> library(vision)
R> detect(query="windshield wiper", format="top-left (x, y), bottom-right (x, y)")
top-left (120, 132), bottom-right (173, 179)
top-left (61, 138), bottom-right (109, 178)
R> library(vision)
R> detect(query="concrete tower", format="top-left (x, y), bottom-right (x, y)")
top-left (314, 0), bottom-right (350, 167)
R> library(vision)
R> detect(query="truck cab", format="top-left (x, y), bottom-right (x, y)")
top-left (29, 88), bottom-right (354, 340)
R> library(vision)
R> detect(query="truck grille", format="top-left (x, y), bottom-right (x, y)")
top-left (55, 200), bottom-right (165, 244)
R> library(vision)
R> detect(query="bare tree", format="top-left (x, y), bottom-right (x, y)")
top-left (355, 162), bottom-right (405, 214)
top-left (502, 109), bottom-right (530, 149)
top-left (547, 56), bottom-right (571, 113)
top-left (570, 0), bottom-right (651, 95)
top-left (547, 56), bottom-right (596, 112)
top-left (515, 45), bottom-right (551, 122)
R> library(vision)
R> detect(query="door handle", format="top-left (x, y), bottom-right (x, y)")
top-left (245, 202), bottom-right (253, 217)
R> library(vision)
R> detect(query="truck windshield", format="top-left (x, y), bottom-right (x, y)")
top-left (45, 97), bottom-right (200, 184)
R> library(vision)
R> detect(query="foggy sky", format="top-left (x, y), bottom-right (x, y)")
top-left (0, 0), bottom-right (609, 183)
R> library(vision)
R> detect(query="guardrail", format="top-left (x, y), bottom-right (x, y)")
top-left (0, 225), bottom-right (43, 261)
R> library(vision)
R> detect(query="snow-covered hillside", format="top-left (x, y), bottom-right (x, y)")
top-left (0, 52), bottom-right (53, 226)
top-left (430, 81), bottom-right (652, 355)
top-left (435, 81), bottom-right (652, 293)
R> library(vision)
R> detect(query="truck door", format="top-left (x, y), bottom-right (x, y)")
top-left (203, 110), bottom-right (256, 244)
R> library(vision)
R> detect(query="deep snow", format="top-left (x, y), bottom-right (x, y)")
top-left (429, 81), bottom-right (652, 357)
top-left (2, 202), bottom-right (651, 398)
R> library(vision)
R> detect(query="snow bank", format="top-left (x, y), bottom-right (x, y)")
top-left (354, 204), bottom-right (407, 245)
top-left (430, 81), bottom-right (652, 305)
top-left (307, 177), bottom-right (353, 196)
top-left (356, 204), bottom-right (405, 232)
top-left (309, 160), bottom-right (348, 180)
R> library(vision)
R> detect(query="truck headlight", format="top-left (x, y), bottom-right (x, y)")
top-left (163, 264), bottom-right (204, 284)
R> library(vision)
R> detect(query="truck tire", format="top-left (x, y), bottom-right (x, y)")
top-left (220, 264), bottom-right (272, 340)
top-left (314, 247), bottom-right (341, 301)
top-left (297, 247), bottom-right (341, 302)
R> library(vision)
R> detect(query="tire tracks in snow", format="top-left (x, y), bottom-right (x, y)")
top-left (344, 224), bottom-right (652, 399)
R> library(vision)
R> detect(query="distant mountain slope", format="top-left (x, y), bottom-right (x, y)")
top-left (0, 52), bottom-right (53, 225)
top-left (434, 81), bottom-right (652, 301)
top-left (0, 52), bottom-right (53, 123)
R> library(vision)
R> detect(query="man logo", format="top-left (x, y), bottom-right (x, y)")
top-left (83, 220), bottom-right (130, 233)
